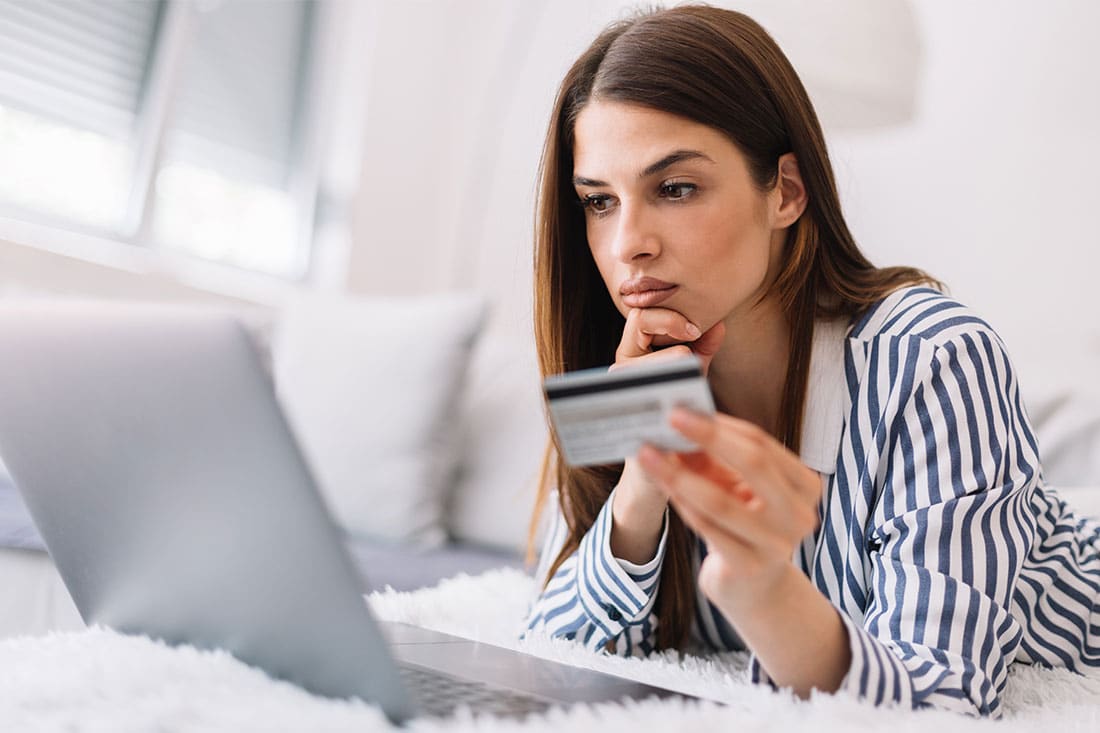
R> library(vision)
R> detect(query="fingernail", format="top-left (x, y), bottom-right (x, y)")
top-left (685, 323), bottom-right (702, 339)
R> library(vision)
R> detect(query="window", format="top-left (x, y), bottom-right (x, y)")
top-left (0, 0), bottom-right (321, 280)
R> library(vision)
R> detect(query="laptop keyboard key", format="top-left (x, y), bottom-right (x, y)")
top-left (397, 664), bottom-right (553, 718)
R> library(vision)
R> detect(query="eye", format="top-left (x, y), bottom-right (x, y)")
top-left (580, 193), bottom-right (616, 217)
top-left (658, 182), bottom-right (696, 200)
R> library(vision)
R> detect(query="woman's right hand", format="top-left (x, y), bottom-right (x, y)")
top-left (612, 307), bottom-right (725, 374)
top-left (609, 308), bottom-right (725, 564)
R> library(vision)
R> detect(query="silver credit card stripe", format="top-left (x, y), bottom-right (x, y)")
top-left (546, 359), bottom-right (714, 467)
top-left (543, 355), bottom-right (703, 393)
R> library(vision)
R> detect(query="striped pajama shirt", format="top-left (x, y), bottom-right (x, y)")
top-left (524, 286), bottom-right (1100, 717)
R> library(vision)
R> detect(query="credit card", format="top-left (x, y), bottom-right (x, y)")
top-left (543, 355), bottom-right (715, 467)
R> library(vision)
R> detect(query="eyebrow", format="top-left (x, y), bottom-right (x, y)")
top-left (572, 149), bottom-right (713, 187)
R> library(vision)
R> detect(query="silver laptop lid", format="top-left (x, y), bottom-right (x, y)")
top-left (0, 302), bottom-right (414, 721)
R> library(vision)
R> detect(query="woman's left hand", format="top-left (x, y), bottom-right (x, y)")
top-left (636, 407), bottom-right (823, 613)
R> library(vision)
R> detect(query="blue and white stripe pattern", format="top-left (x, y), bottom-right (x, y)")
top-left (524, 287), bottom-right (1100, 717)
top-left (526, 485), bottom-right (667, 656)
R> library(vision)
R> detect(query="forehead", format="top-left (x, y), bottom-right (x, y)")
top-left (572, 100), bottom-right (737, 177)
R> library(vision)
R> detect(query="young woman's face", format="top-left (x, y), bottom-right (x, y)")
top-left (572, 100), bottom-right (787, 334)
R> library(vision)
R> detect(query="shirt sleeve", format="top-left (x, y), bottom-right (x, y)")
top-left (523, 487), bottom-right (669, 657)
top-left (750, 326), bottom-right (1037, 717)
top-left (834, 328), bottom-right (1035, 716)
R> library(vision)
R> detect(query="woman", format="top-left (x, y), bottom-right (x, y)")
top-left (523, 4), bottom-right (1100, 718)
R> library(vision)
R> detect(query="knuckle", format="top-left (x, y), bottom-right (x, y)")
top-left (666, 465), bottom-right (692, 493)
top-left (745, 425), bottom-right (768, 447)
top-left (714, 491), bottom-right (739, 518)
top-left (744, 447), bottom-right (767, 474)
top-left (700, 420), bottom-right (722, 446)
top-left (621, 312), bottom-right (641, 337)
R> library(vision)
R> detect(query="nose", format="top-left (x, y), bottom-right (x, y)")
top-left (610, 201), bottom-right (660, 263)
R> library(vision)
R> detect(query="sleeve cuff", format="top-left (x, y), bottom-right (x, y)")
top-left (615, 505), bottom-right (668, 594)
top-left (747, 611), bottom-right (915, 707)
top-left (575, 489), bottom-right (667, 635)
top-left (835, 610), bottom-right (914, 708)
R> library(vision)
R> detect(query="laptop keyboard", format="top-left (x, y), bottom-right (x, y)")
top-left (398, 664), bottom-right (553, 718)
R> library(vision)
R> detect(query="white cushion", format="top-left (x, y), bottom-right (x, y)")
top-left (1055, 485), bottom-right (1100, 521)
top-left (1027, 390), bottom-right (1100, 489)
top-left (272, 292), bottom-right (485, 546)
top-left (447, 326), bottom-right (547, 552)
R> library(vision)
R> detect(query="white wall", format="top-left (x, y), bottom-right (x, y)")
top-left (344, 0), bottom-right (635, 350)
top-left (2, 1), bottom-right (1096, 402)
top-left (344, 0), bottom-right (1100, 401)
top-left (831, 0), bottom-right (1100, 396)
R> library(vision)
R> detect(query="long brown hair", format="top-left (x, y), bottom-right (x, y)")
top-left (529, 5), bottom-right (937, 651)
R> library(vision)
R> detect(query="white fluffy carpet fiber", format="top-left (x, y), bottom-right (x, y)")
top-left (1, 568), bottom-right (1099, 732)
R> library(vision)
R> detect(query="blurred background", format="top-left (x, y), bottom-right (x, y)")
top-left (2, 1), bottom-right (1100, 608)
top-left (2, 0), bottom-right (1098, 390)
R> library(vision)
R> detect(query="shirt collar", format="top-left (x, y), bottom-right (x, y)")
top-left (798, 318), bottom-right (850, 475)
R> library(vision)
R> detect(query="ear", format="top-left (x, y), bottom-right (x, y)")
top-left (772, 152), bottom-right (808, 229)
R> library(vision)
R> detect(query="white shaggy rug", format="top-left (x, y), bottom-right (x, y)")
top-left (1, 568), bottom-right (1099, 732)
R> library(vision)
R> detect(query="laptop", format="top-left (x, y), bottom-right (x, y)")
top-left (0, 302), bottom-right (687, 722)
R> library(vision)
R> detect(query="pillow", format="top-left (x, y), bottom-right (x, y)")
top-left (446, 324), bottom-right (548, 553)
top-left (1019, 352), bottom-right (1100, 487)
top-left (1027, 389), bottom-right (1100, 489)
top-left (272, 292), bottom-right (485, 546)
top-left (1056, 485), bottom-right (1100, 521)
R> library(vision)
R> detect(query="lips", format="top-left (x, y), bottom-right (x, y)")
top-left (619, 277), bottom-right (678, 308)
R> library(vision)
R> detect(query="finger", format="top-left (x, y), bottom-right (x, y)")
top-left (632, 308), bottom-right (701, 342)
top-left (675, 451), bottom-right (756, 503)
top-left (608, 344), bottom-right (694, 372)
top-left (668, 320), bottom-right (726, 375)
top-left (660, 413), bottom-right (819, 541)
top-left (618, 308), bottom-right (653, 358)
top-left (642, 444), bottom-right (816, 550)
top-left (691, 320), bottom-right (726, 360)
top-left (667, 494), bottom-right (755, 564)
top-left (666, 410), bottom-right (793, 502)
top-left (617, 308), bottom-right (701, 360)
top-left (669, 409), bottom-right (819, 502)
top-left (637, 445), bottom-right (769, 545)
top-left (655, 458), bottom-right (794, 557)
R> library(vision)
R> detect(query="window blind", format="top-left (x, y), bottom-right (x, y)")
top-left (0, 0), bottom-right (162, 140)
top-left (167, 0), bottom-right (314, 188)
top-left (0, 0), bottom-right (319, 278)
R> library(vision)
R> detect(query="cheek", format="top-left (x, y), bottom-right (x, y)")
top-left (704, 204), bottom-right (771, 263)
top-left (587, 241), bottom-right (634, 318)
top-left (682, 211), bottom-right (775, 312)
top-left (688, 214), bottom-right (752, 268)
top-left (586, 236), bottom-right (619, 291)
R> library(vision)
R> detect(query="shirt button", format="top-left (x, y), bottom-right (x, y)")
top-left (605, 604), bottom-right (622, 621)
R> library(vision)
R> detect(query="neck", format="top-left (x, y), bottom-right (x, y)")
top-left (707, 295), bottom-right (790, 438)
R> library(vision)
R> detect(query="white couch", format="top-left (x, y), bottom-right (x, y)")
top-left (2, 294), bottom-right (1100, 640)
top-left (0, 293), bottom-right (550, 637)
